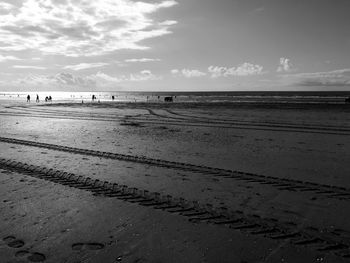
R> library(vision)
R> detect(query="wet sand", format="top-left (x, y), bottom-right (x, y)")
top-left (1, 100), bottom-right (350, 262)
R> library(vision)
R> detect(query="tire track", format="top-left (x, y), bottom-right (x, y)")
top-left (1, 136), bottom-right (350, 201)
top-left (1, 106), bottom-right (350, 135)
top-left (147, 109), bottom-right (350, 134)
top-left (164, 109), bottom-right (350, 130)
top-left (1, 158), bottom-right (350, 260)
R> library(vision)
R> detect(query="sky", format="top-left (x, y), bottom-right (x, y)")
top-left (0, 0), bottom-right (349, 91)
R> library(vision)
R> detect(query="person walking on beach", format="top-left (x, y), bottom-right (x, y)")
top-left (36, 94), bottom-right (39, 103)
top-left (27, 95), bottom-right (30, 102)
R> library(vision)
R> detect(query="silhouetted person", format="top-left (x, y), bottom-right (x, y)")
top-left (45, 96), bottom-right (48, 102)
top-left (112, 95), bottom-right (115, 101)
top-left (27, 95), bottom-right (30, 102)
top-left (92, 95), bottom-right (95, 102)
top-left (36, 94), bottom-right (39, 103)
top-left (48, 96), bottom-right (52, 102)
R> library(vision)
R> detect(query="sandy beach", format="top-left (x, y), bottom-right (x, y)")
top-left (1, 100), bottom-right (350, 263)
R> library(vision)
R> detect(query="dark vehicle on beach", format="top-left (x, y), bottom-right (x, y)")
top-left (164, 96), bottom-right (173, 102)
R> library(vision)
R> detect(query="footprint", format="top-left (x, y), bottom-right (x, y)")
top-left (28, 252), bottom-right (46, 262)
top-left (72, 242), bottom-right (104, 251)
top-left (8, 239), bottom-right (25, 248)
top-left (3, 236), bottom-right (25, 248)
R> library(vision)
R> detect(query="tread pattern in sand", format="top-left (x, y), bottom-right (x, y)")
top-left (1, 136), bottom-right (350, 201)
top-left (1, 159), bottom-right (350, 260)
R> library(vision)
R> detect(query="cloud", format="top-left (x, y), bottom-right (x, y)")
top-left (9, 70), bottom-right (162, 89)
top-left (158, 20), bottom-right (177, 26)
top-left (12, 65), bottom-right (46, 69)
top-left (0, 54), bottom-right (21, 62)
top-left (129, 70), bottom-right (161, 81)
top-left (88, 70), bottom-right (161, 83)
top-left (125, 58), bottom-right (161, 63)
top-left (171, 68), bottom-right (206, 78)
top-left (208, 63), bottom-right (264, 78)
top-left (64, 62), bottom-right (109, 71)
top-left (284, 68), bottom-right (350, 87)
top-left (12, 72), bottom-right (93, 88)
top-left (0, 0), bottom-right (178, 56)
top-left (0, 2), bottom-right (14, 11)
top-left (183, 69), bottom-right (206, 78)
top-left (277, 57), bottom-right (293, 73)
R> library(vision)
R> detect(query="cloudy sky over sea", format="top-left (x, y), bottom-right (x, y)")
top-left (0, 0), bottom-right (349, 91)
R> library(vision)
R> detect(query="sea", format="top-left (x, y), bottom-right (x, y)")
top-left (0, 91), bottom-right (350, 104)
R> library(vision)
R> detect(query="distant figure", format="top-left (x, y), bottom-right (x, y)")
top-left (48, 96), bottom-right (52, 102)
top-left (346, 97), bottom-right (350, 103)
top-left (82, 100), bottom-right (84, 104)
top-left (27, 95), bottom-right (30, 102)
top-left (36, 94), bottom-right (39, 103)
top-left (157, 96), bottom-right (160, 100)
top-left (92, 95), bottom-right (96, 102)
top-left (45, 96), bottom-right (48, 102)
top-left (164, 96), bottom-right (173, 102)
top-left (112, 95), bottom-right (115, 101)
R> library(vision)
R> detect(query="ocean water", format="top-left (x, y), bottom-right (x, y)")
top-left (1, 91), bottom-right (350, 104)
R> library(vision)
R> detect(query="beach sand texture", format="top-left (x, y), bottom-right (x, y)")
top-left (1, 100), bottom-right (350, 262)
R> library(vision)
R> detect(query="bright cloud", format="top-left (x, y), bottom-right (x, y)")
top-left (171, 68), bottom-right (206, 78)
top-left (12, 65), bottom-right (46, 70)
top-left (208, 63), bottom-right (264, 78)
top-left (0, 0), bottom-right (178, 56)
top-left (158, 20), bottom-right (177, 26)
top-left (64, 63), bottom-right (109, 71)
top-left (277, 57), bottom-right (293, 72)
top-left (125, 58), bottom-right (161, 63)
top-left (129, 70), bottom-right (161, 81)
top-left (0, 54), bottom-right (21, 62)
